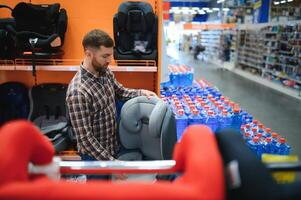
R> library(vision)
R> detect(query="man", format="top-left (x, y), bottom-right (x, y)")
top-left (66, 29), bottom-right (156, 179)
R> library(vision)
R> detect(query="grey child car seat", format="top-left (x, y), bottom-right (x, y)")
top-left (118, 96), bottom-right (177, 161)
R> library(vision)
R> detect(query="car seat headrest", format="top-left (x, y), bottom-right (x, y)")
top-left (149, 99), bottom-right (167, 138)
top-left (12, 2), bottom-right (60, 34)
top-left (120, 96), bottom-right (160, 135)
top-left (117, 1), bottom-right (154, 32)
top-left (127, 10), bottom-right (146, 32)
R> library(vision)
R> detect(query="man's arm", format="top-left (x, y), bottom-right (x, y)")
top-left (109, 70), bottom-right (156, 99)
top-left (66, 92), bottom-right (115, 161)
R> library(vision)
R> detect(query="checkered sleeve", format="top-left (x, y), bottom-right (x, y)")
top-left (66, 91), bottom-right (115, 161)
top-left (108, 70), bottom-right (141, 99)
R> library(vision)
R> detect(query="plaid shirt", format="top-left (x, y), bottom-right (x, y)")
top-left (66, 65), bottom-right (141, 160)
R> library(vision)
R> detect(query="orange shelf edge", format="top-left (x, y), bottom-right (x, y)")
top-left (0, 65), bottom-right (157, 72)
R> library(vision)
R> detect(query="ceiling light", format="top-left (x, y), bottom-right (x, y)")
top-left (280, 0), bottom-right (286, 3)
top-left (273, 1), bottom-right (280, 4)
top-left (287, 0), bottom-right (293, 2)
top-left (213, 8), bottom-right (220, 11)
top-left (202, 7), bottom-right (210, 11)
top-left (223, 8), bottom-right (230, 12)
top-left (207, 9), bottom-right (213, 13)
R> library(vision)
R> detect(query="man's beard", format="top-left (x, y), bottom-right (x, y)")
top-left (92, 58), bottom-right (108, 73)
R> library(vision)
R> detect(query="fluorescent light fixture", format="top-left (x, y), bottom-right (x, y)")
top-left (217, 0), bottom-right (225, 3)
top-left (273, 1), bottom-right (280, 4)
top-left (287, 0), bottom-right (293, 2)
top-left (280, 0), bottom-right (286, 3)
top-left (202, 7), bottom-right (210, 10)
top-left (223, 8), bottom-right (230, 12)
top-left (213, 8), bottom-right (220, 11)
top-left (207, 9), bottom-right (213, 13)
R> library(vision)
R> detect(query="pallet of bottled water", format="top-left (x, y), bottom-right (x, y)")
top-left (160, 79), bottom-right (291, 158)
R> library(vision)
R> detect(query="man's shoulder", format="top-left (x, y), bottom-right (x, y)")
top-left (67, 72), bottom-right (90, 98)
top-left (105, 68), bottom-right (114, 78)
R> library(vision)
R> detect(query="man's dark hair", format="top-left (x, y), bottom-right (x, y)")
top-left (82, 29), bottom-right (114, 49)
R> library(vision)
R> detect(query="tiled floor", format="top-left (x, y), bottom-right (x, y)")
top-left (167, 52), bottom-right (301, 156)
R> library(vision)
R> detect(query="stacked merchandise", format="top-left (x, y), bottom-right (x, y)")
top-left (238, 29), bottom-right (263, 73)
top-left (200, 29), bottom-right (237, 64)
top-left (238, 23), bottom-right (301, 92)
top-left (261, 24), bottom-right (301, 91)
top-left (161, 67), bottom-right (291, 159)
top-left (168, 64), bottom-right (194, 87)
top-left (200, 30), bottom-right (221, 63)
top-left (160, 80), bottom-right (249, 139)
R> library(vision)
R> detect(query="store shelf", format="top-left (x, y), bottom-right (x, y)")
top-left (0, 65), bottom-right (157, 72)
top-left (238, 61), bottom-right (262, 70)
top-left (264, 61), bottom-right (281, 66)
top-left (232, 68), bottom-right (301, 100)
top-left (263, 32), bottom-right (279, 34)
top-left (239, 47), bottom-right (264, 52)
top-left (238, 56), bottom-right (263, 64)
top-left (263, 68), bottom-right (301, 84)
top-left (239, 52), bottom-right (263, 59)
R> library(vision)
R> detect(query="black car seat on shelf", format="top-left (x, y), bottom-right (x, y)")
top-left (0, 82), bottom-right (30, 126)
top-left (28, 83), bottom-right (69, 153)
top-left (8, 2), bottom-right (67, 58)
top-left (113, 1), bottom-right (158, 62)
top-left (0, 5), bottom-right (16, 59)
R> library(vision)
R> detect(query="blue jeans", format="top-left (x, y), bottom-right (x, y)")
top-left (80, 153), bottom-right (111, 180)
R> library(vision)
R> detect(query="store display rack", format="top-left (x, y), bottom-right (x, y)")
top-left (200, 29), bottom-right (237, 67)
top-left (237, 22), bottom-right (301, 97)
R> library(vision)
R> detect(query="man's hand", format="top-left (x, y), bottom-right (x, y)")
top-left (113, 173), bottom-right (128, 180)
top-left (141, 89), bottom-right (157, 99)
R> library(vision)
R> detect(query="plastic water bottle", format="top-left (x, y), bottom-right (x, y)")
top-left (219, 110), bottom-right (232, 130)
top-left (241, 111), bottom-right (249, 125)
top-left (240, 126), bottom-right (245, 135)
top-left (247, 136), bottom-right (263, 158)
top-left (257, 132), bottom-right (263, 139)
top-left (231, 108), bottom-right (243, 131)
top-left (169, 70), bottom-right (177, 86)
top-left (251, 127), bottom-right (258, 137)
top-left (263, 137), bottom-right (273, 154)
top-left (258, 123), bottom-right (264, 132)
top-left (271, 132), bottom-right (279, 145)
top-left (182, 103), bottom-right (191, 116)
top-left (188, 109), bottom-right (203, 125)
top-left (187, 70), bottom-right (193, 86)
top-left (205, 111), bottom-right (218, 133)
top-left (175, 109), bottom-right (188, 140)
top-left (245, 115), bottom-right (253, 124)
top-left (244, 124), bottom-right (251, 133)
top-left (276, 138), bottom-right (291, 155)
top-left (243, 131), bottom-right (252, 142)
top-left (264, 128), bottom-right (272, 138)
top-left (250, 119), bottom-right (259, 128)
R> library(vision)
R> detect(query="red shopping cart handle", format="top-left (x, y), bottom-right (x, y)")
top-left (59, 160), bottom-right (177, 175)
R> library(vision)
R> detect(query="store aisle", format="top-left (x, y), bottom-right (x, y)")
top-left (168, 52), bottom-right (301, 156)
